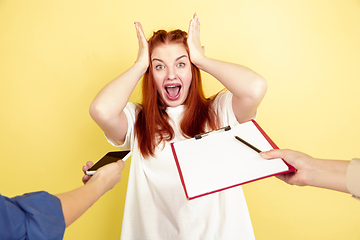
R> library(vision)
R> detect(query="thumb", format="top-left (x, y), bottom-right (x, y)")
top-left (260, 149), bottom-right (286, 160)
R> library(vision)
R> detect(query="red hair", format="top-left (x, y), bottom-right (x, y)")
top-left (135, 29), bottom-right (219, 157)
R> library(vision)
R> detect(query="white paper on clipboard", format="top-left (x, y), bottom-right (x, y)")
top-left (170, 120), bottom-right (295, 200)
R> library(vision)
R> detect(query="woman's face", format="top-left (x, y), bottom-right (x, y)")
top-left (151, 43), bottom-right (192, 107)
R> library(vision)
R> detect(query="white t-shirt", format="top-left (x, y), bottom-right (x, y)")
top-left (107, 91), bottom-right (255, 240)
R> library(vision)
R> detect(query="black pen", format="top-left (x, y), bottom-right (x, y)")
top-left (234, 136), bottom-right (261, 153)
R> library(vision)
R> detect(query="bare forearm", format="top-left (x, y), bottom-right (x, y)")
top-left (56, 181), bottom-right (105, 227)
top-left (195, 57), bottom-right (267, 97)
top-left (187, 13), bottom-right (267, 122)
top-left (90, 62), bottom-right (147, 120)
top-left (90, 21), bottom-right (149, 121)
top-left (261, 149), bottom-right (351, 193)
top-left (307, 158), bottom-right (349, 193)
top-left (195, 56), bottom-right (267, 122)
top-left (59, 160), bottom-right (124, 227)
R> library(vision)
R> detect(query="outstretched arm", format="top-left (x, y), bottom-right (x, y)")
top-left (187, 13), bottom-right (267, 123)
top-left (89, 22), bottom-right (149, 142)
top-left (260, 149), bottom-right (349, 193)
top-left (56, 160), bottom-right (125, 227)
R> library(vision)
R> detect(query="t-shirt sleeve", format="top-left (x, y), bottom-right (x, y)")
top-left (0, 191), bottom-right (65, 240)
top-left (346, 158), bottom-right (360, 200)
top-left (212, 90), bottom-right (257, 127)
top-left (212, 90), bottom-right (239, 127)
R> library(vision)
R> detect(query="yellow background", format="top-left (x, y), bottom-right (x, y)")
top-left (1, 0), bottom-right (359, 239)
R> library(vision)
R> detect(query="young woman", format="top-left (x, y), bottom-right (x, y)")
top-left (88, 13), bottom-right (267, 239)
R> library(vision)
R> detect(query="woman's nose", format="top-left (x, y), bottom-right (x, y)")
top-left (167, 67), bottom-right (176, 80)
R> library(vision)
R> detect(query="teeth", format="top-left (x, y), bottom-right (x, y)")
top-left (165, 85), bottom-right (180, 92)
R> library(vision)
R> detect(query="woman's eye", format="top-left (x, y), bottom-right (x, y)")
top-left (156, 65), bottom-right (165, 70)
top-left (177, 62), bottom-right (185, 68)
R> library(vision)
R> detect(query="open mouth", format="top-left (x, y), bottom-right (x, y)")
top-left (165, 84), bottom-right (181, 100)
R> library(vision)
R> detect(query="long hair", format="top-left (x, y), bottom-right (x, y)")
top-left (135, 29), bottom-right (219, 157)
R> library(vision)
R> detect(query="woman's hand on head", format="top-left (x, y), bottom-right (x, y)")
top-left (187, 13), bottom-right (206, 68)
top-left (134, 22), bottom-right (149, 69)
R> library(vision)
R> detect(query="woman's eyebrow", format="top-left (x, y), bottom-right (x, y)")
top-left (151, 55), bottom-right (188, 62)
top-left (151, 58), bottom-right (163, 62)
top-left (176, 55), bottom-right (188, 61)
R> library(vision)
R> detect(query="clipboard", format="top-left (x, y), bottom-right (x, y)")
top-left (170, 120), bottom-right (296, 200)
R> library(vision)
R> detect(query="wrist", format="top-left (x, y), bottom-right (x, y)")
top-left (190, 54), bottom-right (208, 71)
top-left (87, 173), bottom-right (111, 196)
top-left (133, 60), bottom-right (149, 74)
top-left (304, 158), bottom-right (323, 187)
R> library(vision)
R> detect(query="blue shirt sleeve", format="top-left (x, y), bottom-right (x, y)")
top-left (0, 191), bottom-right (65, 240)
